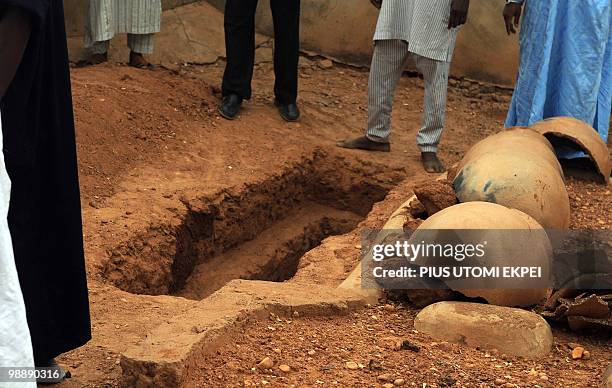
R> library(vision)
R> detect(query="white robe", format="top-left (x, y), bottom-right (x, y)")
top-left (86, 0), bottom-right (162, 44)
top-left (373, 0), bottom-right (460, 62)
top-left (0, 113), bottom-right (36, 387)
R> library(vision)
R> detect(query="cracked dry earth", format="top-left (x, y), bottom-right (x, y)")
top-left (55, 58), bottom-right (611, 387)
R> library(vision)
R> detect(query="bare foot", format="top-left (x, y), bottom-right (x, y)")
top-left (336, 136), bottom-right (391, 152)
top-left (421, 152), bottom-right (445, 173)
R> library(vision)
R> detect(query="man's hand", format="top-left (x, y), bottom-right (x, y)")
top-left (370, 0), bottom-right (382, 10)
top-left (448, 0), bottom-right (470, 29)
top-left (0, 7), bottom-right (31, 100)
top-left (503, 2), bottom-right (522, 35)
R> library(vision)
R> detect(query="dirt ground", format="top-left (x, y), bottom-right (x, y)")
top-left (54, 57), bottom-right (612, 388)
top-left (187, 303), bottom-right (611, 387)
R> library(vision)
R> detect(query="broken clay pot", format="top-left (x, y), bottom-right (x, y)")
top-left (540, 290), bottom-right (612, 331)
top-left (408, 202), bottom-right (551, 307)
top-left (454, 149), bottom-right (571, 230)
top-left (454, 127), bottom-right (564, 180)
top-left (530, 117), bottom-right (611, 183)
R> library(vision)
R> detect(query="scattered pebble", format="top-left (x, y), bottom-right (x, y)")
top-left (368, 359), bottom-right (383, 371)
top-left (377, 373), bottom-right (393, 382)
top-left (399, 340), bottom-right (420, 352)
top-left (346, 361), bottom-right (359, 370)
top-left (583, 350), bottom-right (591, 359)
top-left (394, 378), bottom-right (405, 386)
top-left (318, 59), bottom-right (333, 69)
top-left (528, 368), bottom-right (538, 377)
top-left (572, 346), bottom-right (585, 360)
top-left (278, 364), bottom-right (291, 373)
top-left (257, 357), bottom-right (273, 369)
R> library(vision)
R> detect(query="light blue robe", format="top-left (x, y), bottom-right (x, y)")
top-left (505, 0), bottom-right (611, 158)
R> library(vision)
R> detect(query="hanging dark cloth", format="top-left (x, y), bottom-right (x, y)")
top-left (0, 0), bottom-right (91, 362)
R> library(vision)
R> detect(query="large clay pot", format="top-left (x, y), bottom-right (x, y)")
top-left (453, 127), bottom-right (564, 179)
top-left (453, 142), bottom-right (570, 230)
top-left (530, 117), bottom-right (611, 183)
top-left (409, 202), bottom-right (551, 307)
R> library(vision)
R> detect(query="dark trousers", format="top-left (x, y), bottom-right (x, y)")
top-left (222, 0), bottom-right (300, 104)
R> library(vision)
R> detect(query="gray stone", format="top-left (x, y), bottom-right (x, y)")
top-left (414, 302), bottom-right (553, 358)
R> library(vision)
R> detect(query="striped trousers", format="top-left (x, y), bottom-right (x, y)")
top-left (366, 40), bottom-right (450, 153)
top-left (90, 34), bottom-right (155, 55)
top-left (85, 0), bottom-right (161, 54)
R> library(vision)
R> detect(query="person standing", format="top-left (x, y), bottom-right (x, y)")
top-left (218, 0), bottom-right (301, 122)
top-left (0, 112), bottom-right (35, 388)
top-left (503, 0), bottom-right (611, 157)
top-left (0, 0), bottom-right (91, 382)
top-left (85, 0), bottom-right (162, 68)
top-left (337, 0), bottom-right (470, 173)
top-left (0, 10), bottom-right (36, 381)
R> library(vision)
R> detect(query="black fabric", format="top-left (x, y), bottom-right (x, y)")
top-left (0, 0), bottom-right (48, 26)
top-left (221, 0), bottom-right (300, 104)
top-left (0, 0), bottom-right (91, 361)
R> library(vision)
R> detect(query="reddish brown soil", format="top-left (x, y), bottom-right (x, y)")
top-left (567, 177), bottom-right (612, 229)
top-left (413, 180), bottom-right (458, 216)
top-left (187, 303), bottom-right (611, 387)
top-left (178, 203), bottom-right (363, 300)
top-left (53, 59), bottom-right (611, 388)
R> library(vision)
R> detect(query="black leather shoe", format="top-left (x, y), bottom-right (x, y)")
top-left (218, 94), bottom-right (242, 120)
top-left (275, 100), bottom-right (301, 122)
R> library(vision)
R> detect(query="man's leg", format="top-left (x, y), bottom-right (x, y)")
top-left (88, 40), bottom-right (109, 65)
top-left (337, 40), bottom-right (410, 152)
top-left (84, 0), bottom-right (112, 65)
top-left (127, 33), bottom-right (155, 68)
top-left (219, 0), bottom-right (258, 119)
top-left (128, 33), bottom-right (155, 55)
top-left (90, 40), bottom-right (109, 55)
top-left (270, 0), bottom-right (300, 105)
top-left (413, 53), bottom-right (450, 172)
top-left (221, 0), bottom-right (258, 101)
top-left (367, 40), bottom-right (412, 143)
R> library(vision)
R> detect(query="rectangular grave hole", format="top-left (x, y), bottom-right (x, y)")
top-left (102, 153), bottom-right (398, 299)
